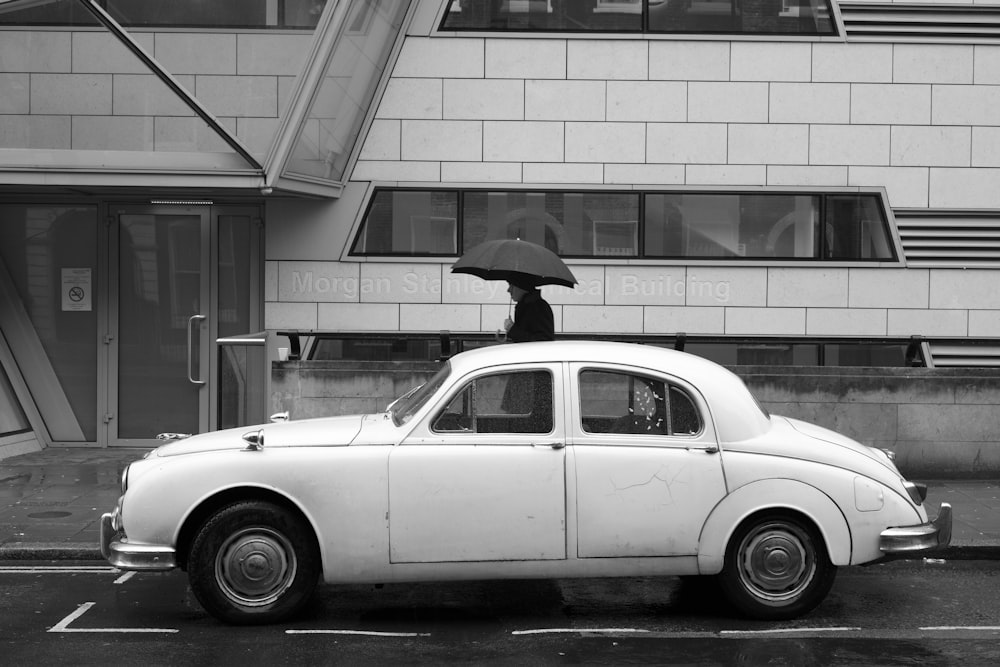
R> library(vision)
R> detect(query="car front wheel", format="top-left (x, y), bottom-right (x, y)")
top-left (717, 512), bottom-right (836, 620)
top-left (188, 501), bottom-right (320, 625)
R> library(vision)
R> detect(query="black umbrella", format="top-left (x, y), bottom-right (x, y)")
top-left (451, 238), bottom-right (577, 288)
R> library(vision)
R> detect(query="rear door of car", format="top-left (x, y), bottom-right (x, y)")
top-left (568, 363), bottom-right (727, 558)
top-left (388, 363), bottom-right (567, 563)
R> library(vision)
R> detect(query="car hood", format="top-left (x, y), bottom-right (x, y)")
top-left (153, 414), bottom-right (365, 457)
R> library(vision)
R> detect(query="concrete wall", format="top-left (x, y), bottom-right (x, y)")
top-left (271, 361), bottom-right (1000, 479)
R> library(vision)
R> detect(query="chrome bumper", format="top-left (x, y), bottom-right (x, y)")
top-left (100, 510), bottom-right (177, 572)
top-left (879, 502), bottom-right (953, 554)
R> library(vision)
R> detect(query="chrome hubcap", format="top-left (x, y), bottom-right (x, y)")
top-left (738, 521), bottom-right (815, 602)
top-left (216, 527), bottom-right (296, 607)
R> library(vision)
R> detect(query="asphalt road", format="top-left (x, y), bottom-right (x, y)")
top-left (2, 560), bottom-right (999, 665)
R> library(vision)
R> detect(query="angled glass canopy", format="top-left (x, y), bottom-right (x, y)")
top-left (265, 0), bottom-right (413, 197)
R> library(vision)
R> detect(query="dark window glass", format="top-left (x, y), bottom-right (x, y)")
top-left (441, 0), bottom-right (834, 35)
top-left (645, 193), bottom-right (819, 259)
top-left (682, 342), bottom-right (820, 366)
top-left (433, 370), bottom-right (553, 434)
top-left (462, 191), bottom-right (640, 257)
top-left (824, 194), bottom-right (896, 261)
top-left (579, 369), bottom-right (701, 436)
top-left (351, 188), bottom-right (894, 262)
top-left (441, 0), bottom-right (642, 32)
top-left (823, 343), bottom-right (908, 367)
top-left (350, 190), bottom-right (459, 256)
top-left (648, 0), bottom-right (834, 35)
top-left (0, 0), bottom-right (327, 28)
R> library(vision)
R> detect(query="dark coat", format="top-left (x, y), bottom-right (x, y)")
top-left (507, 290), bottom-right (555, 342)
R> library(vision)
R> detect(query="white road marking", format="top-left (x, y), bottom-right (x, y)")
top-left (0, 566), bottom-right (120, 574)
top-left (720, 627), bottom-right (861, 635)
top-left (113, 571), bottom-right (136, 585)
top-left (920, 626), bottom-right (1000, 631)
top-left (287, 629), bottom-right (431, 637)
top-left (48, 602), bottom-right (178, 634)
top-left (512, 628), bottom-right (650, 636)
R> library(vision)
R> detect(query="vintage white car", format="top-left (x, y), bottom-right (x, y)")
top-left (102, 341), bottom-right (951, 625)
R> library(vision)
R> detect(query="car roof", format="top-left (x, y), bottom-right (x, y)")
top-left (447, 340), bottom-right (771, 443)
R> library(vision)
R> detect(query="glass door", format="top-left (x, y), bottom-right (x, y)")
top-left (108, 204), bottom-right (261, 446)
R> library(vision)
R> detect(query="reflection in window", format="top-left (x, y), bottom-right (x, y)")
top-left (442, 0), bottom-right (642, 31)
top-left (645, 193), bottom-right (820, 259)
top-left (0, 0), bottom-right (329, 28)
top-left (351, 190), bottom-right (459, 255)
top-left (461, 191), bottom-right (640, 257)
top-left (284, 0), bottom-right (410, 183)
top-left (440, 0), bottom-right (834, 35)
top-left (579, 369), bottom-right (700, 436)
top-left (433, 370), bottom-right (553, 434)
top-left (0, 364), bottom-right (30, 437)
top-left (350, 188), bottom-right (896, 262)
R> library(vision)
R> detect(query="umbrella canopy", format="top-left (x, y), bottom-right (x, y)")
top-left (451, 239), bottom-right (577, 289)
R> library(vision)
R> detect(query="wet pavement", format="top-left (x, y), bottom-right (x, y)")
top-left (1, 447), bottom-right (998, 560)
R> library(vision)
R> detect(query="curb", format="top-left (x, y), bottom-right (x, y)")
top-left (0, 543), bottom-right (103, 561)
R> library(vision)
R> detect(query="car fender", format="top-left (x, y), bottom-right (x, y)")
top-left (697, 478), bottom-right (852, 574)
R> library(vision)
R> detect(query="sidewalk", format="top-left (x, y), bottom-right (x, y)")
top-left (1, 447), bottom-right (999, 561)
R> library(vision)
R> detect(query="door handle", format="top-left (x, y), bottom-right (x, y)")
top-left (187, 314), bottom-right (206, 385)
top-left (532, 442), bottom-right (566, 450)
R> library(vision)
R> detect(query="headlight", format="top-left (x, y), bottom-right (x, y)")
top-left (903, 480), bottom-right (927, 505)
top-left (879, 448), bottom-right (896, 462)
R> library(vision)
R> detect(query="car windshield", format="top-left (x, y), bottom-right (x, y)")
top-left (389, 362), bottom-right (451, 426)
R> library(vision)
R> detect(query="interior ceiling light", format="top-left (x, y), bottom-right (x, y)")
top-left (150, 200), bottom-right (214, 205)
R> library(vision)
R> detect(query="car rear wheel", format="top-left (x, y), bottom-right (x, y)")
top-left (188, 501), bottom-right (320, 625)
top-left (717, 512), bottom-right (836, 620)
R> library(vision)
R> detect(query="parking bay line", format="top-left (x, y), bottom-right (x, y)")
top-left (48, 602), bottom-right (178, 634)
top-left (287, 629), bottom-right (431, 637)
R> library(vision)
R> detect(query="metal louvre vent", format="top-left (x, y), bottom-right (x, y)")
top-left (839, 3), bottom-right (1000, 43)
top-left (927, 343), bottom-right (1000, 367)
top-left (895, 216), bottom-right (1000, 268)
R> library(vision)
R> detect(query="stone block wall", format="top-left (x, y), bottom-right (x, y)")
top-left (271, 361), bottom-right (1000, 479)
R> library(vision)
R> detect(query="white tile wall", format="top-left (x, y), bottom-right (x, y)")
top-left (399, 304), bottom-right (481, 331)
top-left (522, 162), bottom-right (604, 184)
top-left (850, 84), bottom-right (931, 125)
top-left (648, 42), bottom-right (730, 82)
top-left (730, 43), bottom-right (812, 82)
top-left (352, 160), bottom-right (440, 182)
top-left (359, 119), bottom-right (401, 160)
top-left (973, 46), bottom-right (1000, 84)
top-left (929, 270), bottom-right (1000, 309)
top-left (73, 32), bottom-right (154, 74)
top-left (278, 261), bottom-right (361, 302)
top-left (562, 305), bottom-right (644, 333)
top-left (607, 81), bottom-right (686, 122)
top-left (236, 34), bottom-right (310, 76)
top-left (812, 44), bottom-right (893, 83)
top-left (486, 39), bottom-right (566, 80)
top-left (194, 75), bottom-right (277, 117)
top-left (767, 165), bottom-right (848, 187)
top-left (847, 167), bottom-right (929, 208)
top-left (849, 269), bottom-right (929, 309)
top-left (31, 74), bottom-right (112, 115)
top-left (113, 75), bottom-right (196, 116)
top-left (0, 31), bottom-right (70, 72)
top-left (318, 303), bottom-right (400, 331)
top-left (567, 40), bottom-right (647, 80)
top-left (401, 120), bottom-right (482, 161)
top-left (359, 263), bottom-right (443, 304)
top-left (0, 116), bottom-right (69, 149)
top-left (604, 163), bottom-right (685, 185)
top-left (393, 38), bottom-right (484, 78)
top-left (806, 309), bottom-right (887, 336)
top-left (525, 80), bottom-right (605, 121)
top-left (728, 125), bottom-right (809, 165)
top-left (891, 126), bottom-right (971, 167)
top-left (887, 309), bottom-right (968, 336)
top-left (0, 74), bottom-right (28, 114)
top-left (645, 306), bottom-right (725, 334)
top-left (972, 127), bottom-right (1000, 167)
top-left (688, 82), bottom-right (768, 123)
top-left (441, 161), bottom-right (522, 183)
top-left (725, 308), bottom-right (806, 335)
top-left (377, 79), bottom-right (443, 119)
top-left (604, 266), bottom-right (687, 306)
top-left (447, 79), bottom-right (524, 120)
top-left (810, 125), bottom-right (890, 166)
top-left (686, 164), bottom-right (767, 185)
top-left (155, 34), bottom-right (237, 75)
top-left (265, 302), bottom-right (317, 330)
top-left (483, 121), bottom-right (564, 162)
top-left (647, 123), bottom-right (727, 164)
top-left (768, 269), bottom-right (848, 308)
top-left (565, 122), bottom-right (646, 163)
top-left (969, 310), bottom-right (1000, 337)
top-left (769, 83), bottom-right (850, 124)
top-left (686, 268), bottom-right (766, 307)
top-left (932, 85), bottom-right (1000, 125)
top-left (892, 44), bottom-right (974, 84)
top-left (930, 168), bottom-right (1000, 208)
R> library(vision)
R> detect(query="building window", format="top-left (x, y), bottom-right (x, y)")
top-left (0, 0), bottom-right (328, 29)
top-left (350, 188), bottom-right (896, 262)
top-left (439, 0), bottom-right (836, 35)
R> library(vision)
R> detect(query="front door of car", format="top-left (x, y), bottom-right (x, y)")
top-left (569, 364), bottom-right (727, 558)
top-left (388, 365), bottom-right (566, 563)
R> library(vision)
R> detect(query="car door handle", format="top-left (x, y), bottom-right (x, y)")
top-left (532, 442), bottom-right (566, 449)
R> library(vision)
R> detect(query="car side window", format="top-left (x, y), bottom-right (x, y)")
top-left (432, 370), bottom-right (553, 435)
top-left (579, 369), bottom-right (701, 437)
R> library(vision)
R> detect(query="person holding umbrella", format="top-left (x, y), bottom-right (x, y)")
top-left (451, 237), bottom-right (576, 343)
top-left (504, 279), bottom-right (554, 342)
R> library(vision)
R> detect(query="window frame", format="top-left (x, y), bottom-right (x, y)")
top-left (430, 367), bottom-right (556, 436)
top-left (346, 185), bottom-right (902, 266)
